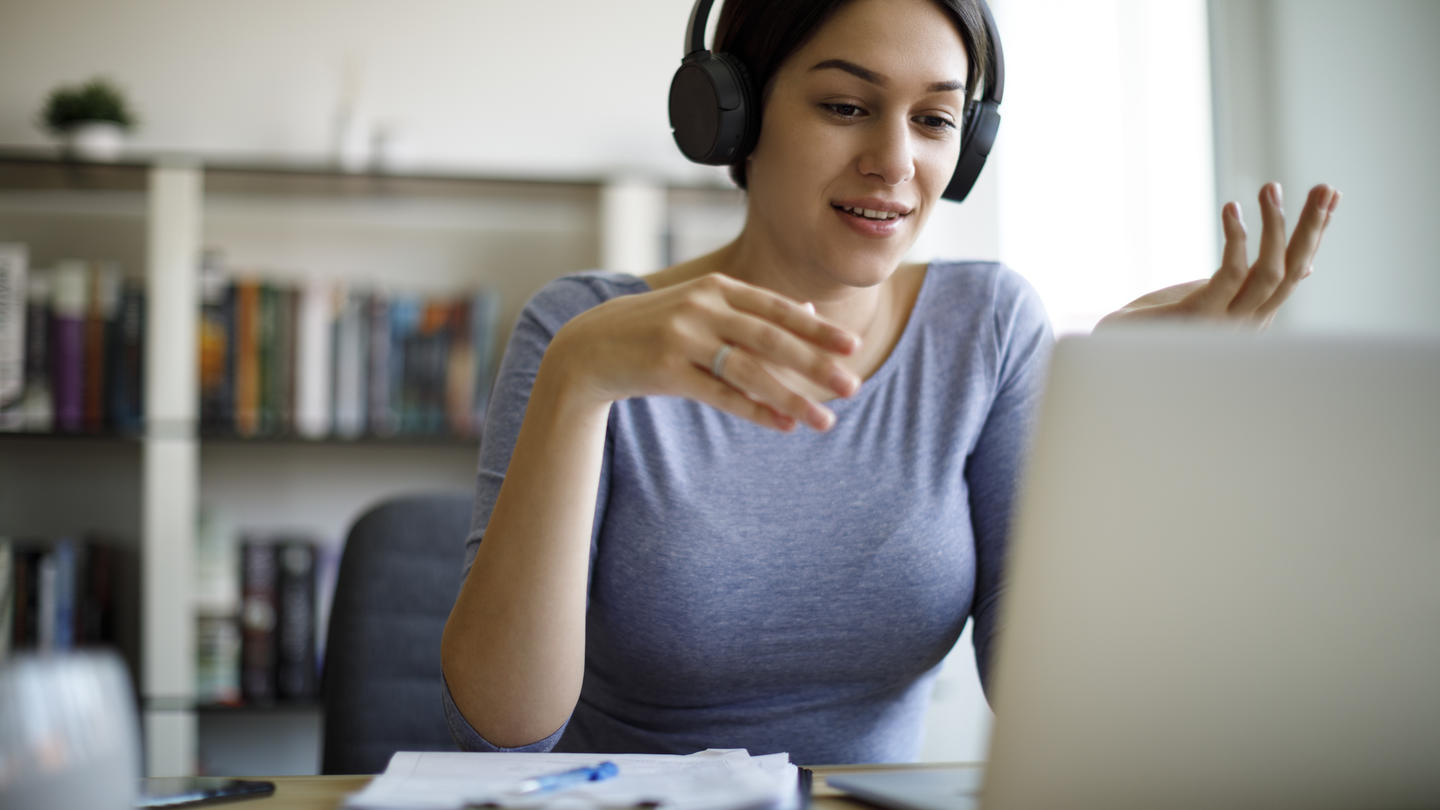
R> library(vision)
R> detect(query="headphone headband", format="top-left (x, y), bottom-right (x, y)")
top-left (669, 0), bottom-right (1004, 202)
top-left (683, 0), bottom-right (716, 57)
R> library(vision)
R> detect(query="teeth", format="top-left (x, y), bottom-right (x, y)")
top-left (841, 205), bottom-right (899, 221)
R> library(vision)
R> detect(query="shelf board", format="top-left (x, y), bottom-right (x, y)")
top-left (0, 151), bottom-right (150, 192)
top-left (0, 427), bottom-right (477, 446)
top-left (0, 147), bottom-right (742, 199)
top-left (0, 429), bottom-right (143, 443)
top-left (148, 696), bottom-right (322, 714)
top-left (198, 430), bottom-right (478, 447)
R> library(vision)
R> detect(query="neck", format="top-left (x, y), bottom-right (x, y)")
top-left (712, 226), bottom-right (891, 345)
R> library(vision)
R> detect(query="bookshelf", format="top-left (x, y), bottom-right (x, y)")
top-left (0, 150), bottom-right (745, 775)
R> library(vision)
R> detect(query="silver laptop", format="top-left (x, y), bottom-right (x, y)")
top-left (831, 329), bottom-right (1440, 810)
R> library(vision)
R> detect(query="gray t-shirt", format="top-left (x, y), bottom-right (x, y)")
top-left (443, 261), bottom-right (1053, 765)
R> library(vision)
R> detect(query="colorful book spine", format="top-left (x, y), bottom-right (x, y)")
top-left (233, 280), bottom-right (260, 436)
top-left (83, 263), bottom-right (121, 433)
top-left (419, 300), bottom-right (450, 434)
top-left (0, 244), bottom-right (26, 414)
top-left (273, 285), bottom-right (296, 435)
top-left (445, 299), bottom-right (476, 437)
top-left (198, 272), bottom-right (230, 432)
top-left (388, 295), bottom-right (420, 435)
top-left (49, 261), bottom-right (88, 433)
top-left (257, 283), bottom-right (278, 435)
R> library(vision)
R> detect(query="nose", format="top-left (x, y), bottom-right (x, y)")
top-left (856, 115), bottom-right (915, 186)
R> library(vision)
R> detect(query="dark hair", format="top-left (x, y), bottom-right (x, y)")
top-left (714, 0), bottom-right (992, 190)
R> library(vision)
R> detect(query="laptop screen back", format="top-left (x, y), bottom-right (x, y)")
top-left (981, 330), bottom-right (1440, 810)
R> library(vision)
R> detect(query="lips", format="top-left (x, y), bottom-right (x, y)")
top-left (830, 197), bottom-right (913, 237)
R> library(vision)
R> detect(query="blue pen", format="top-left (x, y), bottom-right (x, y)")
top-left (515, 761), bottom-right (620, 795)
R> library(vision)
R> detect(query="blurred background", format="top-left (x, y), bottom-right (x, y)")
top-left (0, 0), bottom-right (1436, 778)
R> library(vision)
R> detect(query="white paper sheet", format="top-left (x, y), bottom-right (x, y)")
top-left (344, 749), bottom-right (799, 810)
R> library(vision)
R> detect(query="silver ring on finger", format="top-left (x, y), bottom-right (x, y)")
top-left (710, 343), bottom-right (734, 380)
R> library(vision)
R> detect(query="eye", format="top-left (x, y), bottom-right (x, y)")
top-left (914, 114), bottom-right (957, 132)
top-left (822, 102), bottom-right (866, 120)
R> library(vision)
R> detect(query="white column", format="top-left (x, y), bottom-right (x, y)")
top-left (142, 162), bottom-right (202, 776)
top-left (599, 177), bottom-right (666, 274)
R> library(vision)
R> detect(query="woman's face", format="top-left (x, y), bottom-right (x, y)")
top-left (742, 0), bottom-right (970, 289)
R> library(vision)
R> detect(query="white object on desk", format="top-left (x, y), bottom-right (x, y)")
top-left (345, 749), bottom-right (797, 810)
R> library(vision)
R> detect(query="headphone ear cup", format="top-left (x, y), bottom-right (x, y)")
top-left (669, 51), bottom-right (758, 165)
top-left (943, 99), bottom-right (1001, 202)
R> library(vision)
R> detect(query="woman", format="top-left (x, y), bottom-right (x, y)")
top-left (440, 0), bottom-right (1339, 764)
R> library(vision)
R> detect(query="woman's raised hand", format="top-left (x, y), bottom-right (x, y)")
top-left (547, 273), bottom-right (862, 432)
top-left (1098, 183), bottom-right (1341, 329)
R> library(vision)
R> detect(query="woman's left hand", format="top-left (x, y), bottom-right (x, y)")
top-left (1097, 182), bottom-right (1341, 330)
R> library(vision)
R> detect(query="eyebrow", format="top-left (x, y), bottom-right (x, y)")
top-left (808, 58), bottom-right (965, 94)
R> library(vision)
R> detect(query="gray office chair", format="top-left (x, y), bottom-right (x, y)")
top-left (320, 493), bottom-right (471, 774)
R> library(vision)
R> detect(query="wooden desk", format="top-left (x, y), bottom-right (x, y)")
top-left (243, 763), bottom-right (971, 809)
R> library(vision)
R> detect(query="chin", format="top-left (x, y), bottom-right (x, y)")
top-left (819, 251), bottom-right (907, 289)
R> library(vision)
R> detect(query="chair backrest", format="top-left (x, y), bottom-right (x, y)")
top-left (320, 493), bottom-right (471, 774)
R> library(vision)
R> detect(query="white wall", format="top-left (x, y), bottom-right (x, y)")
top-left (1210, 0), bottom-right (1440, 335)
top-left (0, 0), bottom-right (713, 181)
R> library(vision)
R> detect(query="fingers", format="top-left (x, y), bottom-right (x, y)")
top-left (716, 310), bottom-right (860, 399)
top-left (719, 276), bottom-right (861, 355)
top-left (1255, 184), bottom-right (1339, 320)
top-left (671, 273), bottom-right (864, 432)
top-left (706, 343), bottom-right (836, 431)
top-left (686, 364), bottom-right (798, 432)
top-left (1227, 182), bottom-right (1288, 314)
top-left (1189, 201), bottom-right (1249, 313)
top-left (709, 273), bottom-right (861, 398)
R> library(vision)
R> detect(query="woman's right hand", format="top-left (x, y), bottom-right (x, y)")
top-left (545, 273), bottom-right (863, 432)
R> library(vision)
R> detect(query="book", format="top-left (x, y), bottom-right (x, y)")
top-left (331, 287), bottom-right (369, 438)
top-left (198, 269), bottom-right (231, 432)
top-left (367, 293), bottom-right (393, 436)
top-left (0, 244), bottom-right (26, 415)
top-left (295, 278), bottom-right (334, 439)
top-left (233, 280), bottom-right (261, 437)
top-left (388, 294), bottom-right (420, 435)
top-left (3, 537), bottom-right (126, 653)
top-left (273, 284), bottom-right (296, 435)
top-left (196, 613), bottom-right (242, 705)
top-left (20, 270), bottom-right (53, 432)
top-left (111, 280), bottom-right (145, 434)
top-left (257, 283), bottom-right (279, 435)
top-left (83, 263), bottom-right (119, 432)
top-left (445, 299), bottom-right (476, 437)
top-left (50, 537), bottom-right (77, 650)
top-left (49, 261), bottom-right (88, 433)
top-left (239, 539), bottom-right (278, 703)
top-left (274, 539), bottom-right (317, 700)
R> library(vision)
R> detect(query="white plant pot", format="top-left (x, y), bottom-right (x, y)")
top-left (64, 121), bottom-right (127, 162)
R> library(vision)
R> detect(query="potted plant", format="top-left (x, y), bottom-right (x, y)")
top-left (40, 77), bottom-right (138, 162)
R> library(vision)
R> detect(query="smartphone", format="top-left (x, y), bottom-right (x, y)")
top-left (137, 777), bottom-right (275, 807)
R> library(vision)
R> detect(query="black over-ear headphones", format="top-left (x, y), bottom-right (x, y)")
top-left (667, 0), bottom-right (1005, 203)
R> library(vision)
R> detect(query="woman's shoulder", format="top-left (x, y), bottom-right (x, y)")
top-left (922, 260), bottom-right (1048, 329)
top-left (923, 260), bottom-right (1041, 306)
top-left (519, 270), bottom-right (651, 330)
